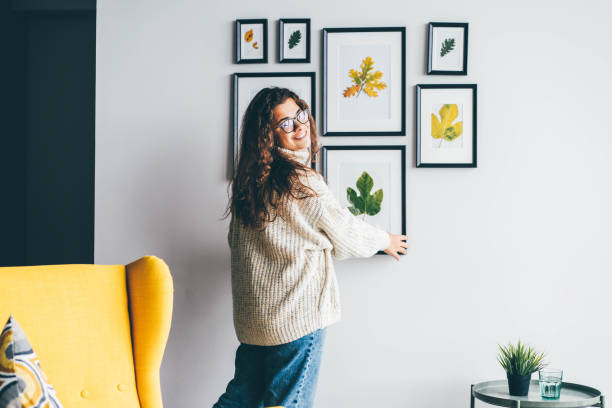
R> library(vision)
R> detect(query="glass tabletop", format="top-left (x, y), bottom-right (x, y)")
top-left (472, 380), bottom-right (602, 408)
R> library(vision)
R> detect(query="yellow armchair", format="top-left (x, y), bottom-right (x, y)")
top-left (0, 255), bottom-right (173, 408)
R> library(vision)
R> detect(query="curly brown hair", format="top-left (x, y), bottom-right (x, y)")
top-left (223, 87), bottom-right (321, 230)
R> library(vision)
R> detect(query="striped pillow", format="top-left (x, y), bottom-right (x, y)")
top-left (0, 315), bottom-right (63, 408)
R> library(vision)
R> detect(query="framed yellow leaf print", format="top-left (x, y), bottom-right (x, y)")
top-left (322, 27), bottom-right (406, 136)
top-left (235, 19), bottom-right (268, 63)
top-left (416, 84), bottom-right (477, 167)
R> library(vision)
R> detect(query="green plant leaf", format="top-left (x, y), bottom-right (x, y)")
top-left (356, 172), bottom-right (374, 197)
top-left (440, 38), bottom-right (455, 57)
top-left (497, 340), bottom-right (547, 376)
top-left (347, 187), bottom-right (365, 215)
top-left (365, 196), bottom-right (380, 215)
top-left (347, 206), bottom-right (360, 216)
top-left (288, 30), bottom-right (302, 49)
top-left (365, 189), bottom-right (383, 215)
top-left (347, 187), bottom-right (358, 203)
top-left (372, 189), bottom-right (383, 204)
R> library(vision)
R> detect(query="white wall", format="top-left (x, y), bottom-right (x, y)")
top-left (95, 0), bottom-right (612, 406)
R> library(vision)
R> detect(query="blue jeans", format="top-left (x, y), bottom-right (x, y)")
top-left (213, 328), bottom-right (327, 408)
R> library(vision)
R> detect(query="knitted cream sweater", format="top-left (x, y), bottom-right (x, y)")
top-left (228, 146), bottom-right (391, 345)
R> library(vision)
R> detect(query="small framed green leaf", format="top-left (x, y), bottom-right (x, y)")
top-left (427, 22), bottom-right (468, 75)
top-left (279, 19), bottom-right (311, 63)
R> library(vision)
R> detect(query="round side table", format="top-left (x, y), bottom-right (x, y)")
top-left (471, 380), bottom-right (605, 408)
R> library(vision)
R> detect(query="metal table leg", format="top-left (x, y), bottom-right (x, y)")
top-left (471, 384), bottom-right (475, 408)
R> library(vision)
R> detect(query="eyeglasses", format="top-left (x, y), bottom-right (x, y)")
top-left (276, 109), bottom-right (310, 134)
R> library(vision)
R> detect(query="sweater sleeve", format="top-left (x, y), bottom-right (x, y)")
top-left (304, 172), bottom-right (391, 260)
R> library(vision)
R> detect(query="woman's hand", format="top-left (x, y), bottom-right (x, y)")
top-left (384, 233), bottom-right (409, 260)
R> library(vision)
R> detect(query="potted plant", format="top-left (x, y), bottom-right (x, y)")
top-left (497, 340), bottom-right (546, 396)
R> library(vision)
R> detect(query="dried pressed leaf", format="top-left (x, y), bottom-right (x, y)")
top-left (343, 85), bottom-right (360, 98)
top-left (346, 171), bottom-right (383, 219)
top-left (439, 104), bottom-right (458, 129)
top-left (432, 104), bottom-right (463, 144)
top-left (431, 114), bottom-right (443, 139)
top-left (244, 29), bottom-right (254, 43)
top-left (343, 57), bottom-right (387, 98)
top-left (288, 30), bottom-right (301, 49)
top-left (440, 38), bottom-right (455, 57)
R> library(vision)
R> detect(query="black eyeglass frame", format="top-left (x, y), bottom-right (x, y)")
top-left (276, 109), bottom-right (310, 133)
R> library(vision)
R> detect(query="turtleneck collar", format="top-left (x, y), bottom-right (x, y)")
top-left (275, 146), bottom-right (311, 166)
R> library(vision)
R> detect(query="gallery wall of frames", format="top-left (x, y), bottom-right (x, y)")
top-left (233, 19), bottom-right (476, 244)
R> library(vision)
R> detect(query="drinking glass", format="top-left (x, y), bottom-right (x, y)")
top-left (539, 368), bottom-right (563, 399)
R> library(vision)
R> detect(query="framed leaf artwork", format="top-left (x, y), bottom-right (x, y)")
top-left (235, 19), bottom-right (268, 63)
top-left (279, 18), bottom-right (311, 63)
top-left (321, 145), bottom-right (406, 254)
top-left (427, 22), bottom-right (468, 75)
top-left (416, 84), bottom-right (477, 167)
top-left (322, 27), bottom-right (406, 136)
top-left (232, 72), bottom-right (315, 164)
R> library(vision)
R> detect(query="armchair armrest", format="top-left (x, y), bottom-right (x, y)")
top-left (126, 255), bottom-right (174, 408)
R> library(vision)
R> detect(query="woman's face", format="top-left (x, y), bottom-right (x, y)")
top-left (272, 98), bottom-right (311, 151)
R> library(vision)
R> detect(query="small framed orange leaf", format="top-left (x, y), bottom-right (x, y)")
top-left (235, 19), bottom-right (268, 64)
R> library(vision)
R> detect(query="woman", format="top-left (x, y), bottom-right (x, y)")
top-left (216, 87), bottom-right (408, 408)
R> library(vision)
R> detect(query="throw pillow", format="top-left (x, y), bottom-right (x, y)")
top-left (0, 315), bottom-right (63, 408)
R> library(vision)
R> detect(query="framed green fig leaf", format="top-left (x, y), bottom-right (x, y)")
top-left (321, 145), bottom-right (406, 254)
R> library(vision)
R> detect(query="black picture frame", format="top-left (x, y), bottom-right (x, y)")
top-left (232, 72), bottom-right (316, 166)
top-left (427, 22), bottom-right (468, 75)
top-left (235, 19), bottom-right (268, 64)
top-left (322, 27), bottom-right (406, 136)
top-left (278, 18), bottom-right (311, 63)
top-left (321, 145), bottom-right (406, 254)
top-left (416, 84), bottom-right (477, 168)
